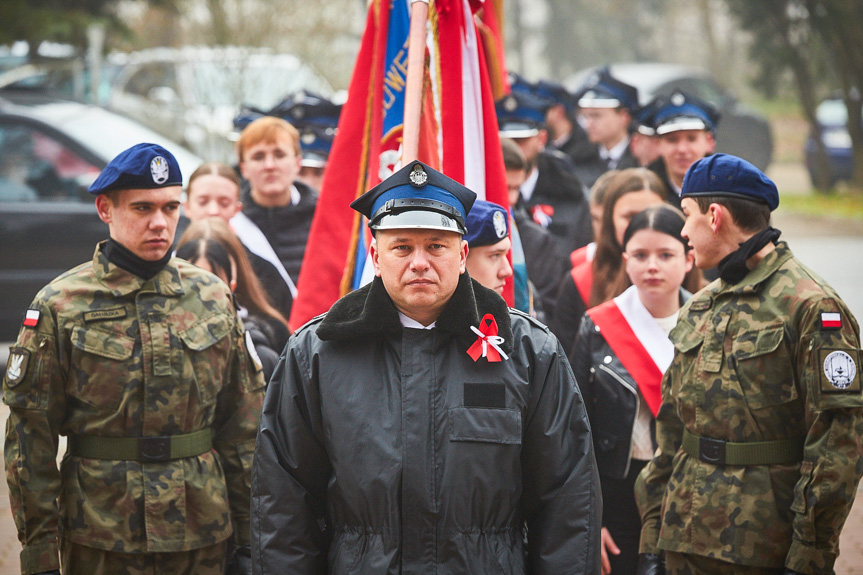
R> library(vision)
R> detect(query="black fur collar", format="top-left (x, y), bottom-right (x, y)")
top-left (316, 273), bottom-right (513, 356)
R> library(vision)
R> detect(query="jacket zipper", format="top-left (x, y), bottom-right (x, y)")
top-left (598, 363), bottom-right (640, 477)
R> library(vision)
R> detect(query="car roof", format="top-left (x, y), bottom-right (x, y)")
top-left (0, 90), bottom-right (203, 183)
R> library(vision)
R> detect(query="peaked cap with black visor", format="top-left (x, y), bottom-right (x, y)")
top-left (351, 161), bottom-right (477, 235)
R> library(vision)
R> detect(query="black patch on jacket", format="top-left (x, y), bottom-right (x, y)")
top-left (463, 383), bottom-right (506, 408)
top-left (316, 273), bottom-right (513, 357)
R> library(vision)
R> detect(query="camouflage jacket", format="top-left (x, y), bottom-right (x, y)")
top-left (635, 242), bottom-right (863, 574)
top-left (3, 243), bottom-right (265, 575)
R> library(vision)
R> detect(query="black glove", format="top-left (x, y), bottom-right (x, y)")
top-left (636, 553), bottom-right (666, 575)
top-left (225, 545), bottom-right (252, 575)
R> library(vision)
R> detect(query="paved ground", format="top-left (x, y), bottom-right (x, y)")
top-left (0, 163), bottom-right (861, 572)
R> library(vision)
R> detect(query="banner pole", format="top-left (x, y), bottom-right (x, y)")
top-left (401, 0), bottom-right (429, 165)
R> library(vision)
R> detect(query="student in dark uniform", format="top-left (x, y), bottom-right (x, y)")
top-left (496, 82), bottom-right (593, 258)
top-left (572, 67), bottom-right (641, 188)
top-left (502, 137), bottom-right (570, 319)
top-left (645, 90), bottom-right (720, 207)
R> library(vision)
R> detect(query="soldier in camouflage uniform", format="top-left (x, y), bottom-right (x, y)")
top-left (635, 154), bottom-right (863, 575)
top-left (3, 143), bottom-right (265, 575)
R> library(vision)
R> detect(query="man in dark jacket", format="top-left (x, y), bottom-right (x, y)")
top-left (571, 67), bottom-right (641, 189)
top-left (251, 161), bottom-right (601, 574)
top-left (235, 116), bottom-right (317, 296)
top-left (496, 85), bottom-right (594, 258)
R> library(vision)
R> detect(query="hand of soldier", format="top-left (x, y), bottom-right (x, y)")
top-left (225, 545), bottom-right (252, 575)
top-left (600, 526), bottom-right (621, 575)
top-left (636, 552), bottom-right (665, 575)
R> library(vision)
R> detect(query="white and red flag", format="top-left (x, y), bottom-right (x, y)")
top-left (290, 0), bottom-right (510, 329)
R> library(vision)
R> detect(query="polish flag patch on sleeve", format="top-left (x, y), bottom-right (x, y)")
top-left (821, 312), bottom-right (842, 330)
top-left (23, 309), bottom-right (40, 328)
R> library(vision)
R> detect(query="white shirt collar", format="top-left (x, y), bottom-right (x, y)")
top-left (520, 166), bottom-right (540, 203)
top-left (599, 137), bottom-right (630, 167)
top-left (290, 184), bottom-right (301, 206)
top-left (398, 312), bottom-right (436, 330)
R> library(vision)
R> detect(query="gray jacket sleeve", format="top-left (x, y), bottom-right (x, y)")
top-left (521, 328), bottom-right (602, 575)
top-left (252, 336), bottom-right (331, 575)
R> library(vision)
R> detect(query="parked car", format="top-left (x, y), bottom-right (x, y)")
top-left (107, 46), bottom-right (334, 163)
top-left (804, 96), bottom-right (860, 185)
top-left (0, 90), bottom-right (202, 343)
top-left (565, 62), bottom-right (774, 171)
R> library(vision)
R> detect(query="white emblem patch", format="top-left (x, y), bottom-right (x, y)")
top-left (5, 348), bottom-right (29, 387)
top-left (823, 350), bottom-right (857, 390)
top-left (6, 353), bottom-right (24, 382)
top-left (244, 330), bottom-right (263, 373)
top-left (150, 156), bottom-right (170, 184)
top-left (671, 92), bottom-right (686, 107)
top-left (492, 210), bottom-right (507, 239)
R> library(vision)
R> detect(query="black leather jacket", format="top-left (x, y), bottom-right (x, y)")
top-left (571, 289), bottom-right (690, 479)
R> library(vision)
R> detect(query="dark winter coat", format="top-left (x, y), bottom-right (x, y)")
top-left (251, 273), bottom-right (601, 574)
top-left (522, 150), bottom-right (593, 257)
top-left (241, 180), bottom-right (317, 286)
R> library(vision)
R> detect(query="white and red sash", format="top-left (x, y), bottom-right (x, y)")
top-left (571, 260), bottom-right (593, 305)
top-left (230, 211), bottom-right (298, 297)
top-left (585, 286), bottom-right (673, 417)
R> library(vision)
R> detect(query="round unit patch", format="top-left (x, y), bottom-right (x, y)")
top-left (823, 350), bottom-right (857, 390)
top-left (150, 156), bottom-right (170, 184)
top-left (492, 210), bottom-right (507, 239)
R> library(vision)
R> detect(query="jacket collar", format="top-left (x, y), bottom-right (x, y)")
top-left (316, 273), bottom-right (513, 356)
top-left (716, 241), bottom-right (793, 296)
top-left (93, 241), bottom-right (187, 298)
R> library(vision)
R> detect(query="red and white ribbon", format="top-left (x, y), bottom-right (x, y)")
top-left (467, 314), bottom-right (508, 362)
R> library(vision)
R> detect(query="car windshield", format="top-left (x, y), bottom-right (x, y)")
top-left (189, 59), bottom-right (333, 110)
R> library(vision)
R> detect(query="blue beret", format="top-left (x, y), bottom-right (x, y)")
top-left (464, 200), bottom-right (510, 247)
top-left (649, 90), bottom-right (720, 135)
top-left (351, 161), bottom-right (477, 234)
top-left (575, 67), bottom-right (639, 112)
top-left (681, 154), bottom-right (779, 211)
top-left (88, 143), bottom-right (182, 195)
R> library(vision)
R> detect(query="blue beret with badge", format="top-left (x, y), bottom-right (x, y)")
top-left (575, 66), bottom-right (639, 112)
top-left (464, 200), bottom-right (510, 248)
top-left (351, 161), bottom-right (477, 235)
top-left (649, 90), bottom-right (720, 135)
top-left (681, 153), bottom-right (779, 211)
top-left (88, 143), bottom-right (182, 195)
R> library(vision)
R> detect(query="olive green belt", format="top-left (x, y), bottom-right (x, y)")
top-left (68, 429), bottom-right (214, 463)
top-left (682, 429), bottom-right (805, 466)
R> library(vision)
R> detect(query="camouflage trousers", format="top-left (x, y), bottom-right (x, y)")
top-left (60, 539), bottom-right (228, 575)
top-left (666, 551), bottom-right (785, 575)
